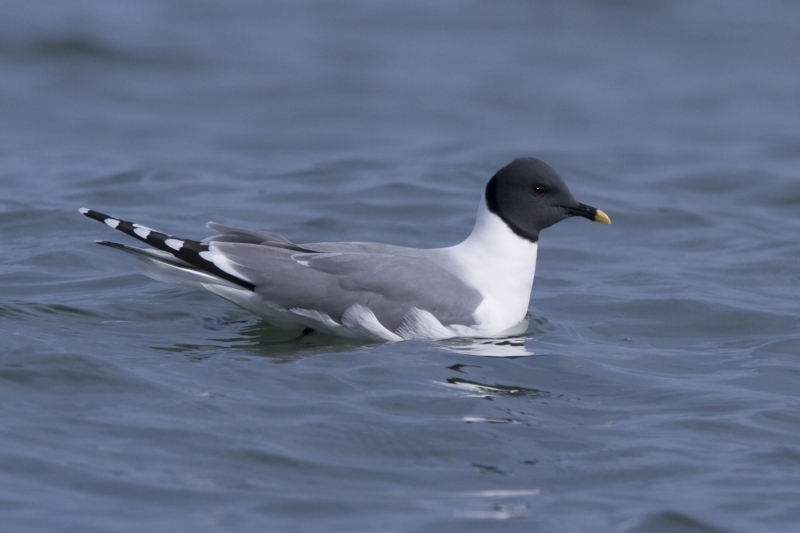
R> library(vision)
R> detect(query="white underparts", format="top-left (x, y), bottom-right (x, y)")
top-left (443, 197), bottom-right (538, 334)
top-left (284, 305), bottom-right (509, 342)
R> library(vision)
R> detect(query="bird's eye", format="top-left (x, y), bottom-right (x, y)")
top-left (531, 184), bottom-right (547, 197)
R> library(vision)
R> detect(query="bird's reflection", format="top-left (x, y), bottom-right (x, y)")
top-left (440, 377), bottom-right (548, 399)
top-left (153, 316), bottom-right (371, 362)
top-left (435, 315), bottom-right (552, 358)
top-left (437, 338), bottom-right (536, 358)
top-left (154, 315), bottom-right (542, 362)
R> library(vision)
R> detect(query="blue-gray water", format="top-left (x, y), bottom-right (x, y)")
top-left (2, 1), bottom-right (800, 532)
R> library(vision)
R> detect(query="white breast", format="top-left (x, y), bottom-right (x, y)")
top-left (443, 197), bottom-right (538, 334)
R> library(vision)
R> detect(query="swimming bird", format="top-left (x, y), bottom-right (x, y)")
top-left (80, 157), bottom-right (610, 341)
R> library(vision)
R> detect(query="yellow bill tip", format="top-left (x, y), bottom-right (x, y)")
top-left (594, 209), bottom-right (611, 224)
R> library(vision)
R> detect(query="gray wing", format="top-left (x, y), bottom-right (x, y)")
top-left (208, 242), bottom-right (483, 332)
top-left (80, 210), bottom-right (483, 332)
top-left (204, 222), bottom-right (317, 252)
top-left (82, 211), bottom-right (482, 332)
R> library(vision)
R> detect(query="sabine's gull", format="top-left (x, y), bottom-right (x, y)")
top-left (80, 157), bottom-right (610, 341)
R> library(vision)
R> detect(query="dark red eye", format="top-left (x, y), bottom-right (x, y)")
top-left (531, 184), bottom-right (547, 197)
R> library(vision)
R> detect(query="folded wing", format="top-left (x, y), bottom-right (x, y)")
top-left (81, 209), bottom-right (483, 335)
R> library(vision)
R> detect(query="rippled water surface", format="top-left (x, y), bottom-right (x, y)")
top-left (2, 1), bottom-right (800, 532)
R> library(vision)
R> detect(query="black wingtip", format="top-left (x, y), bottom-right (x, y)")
top-left (96, 240), bottom-right (126, 249)
top-left (80, 207), bottom-right (110, 224)
top-left (82, 209), bottom-right (256, 292)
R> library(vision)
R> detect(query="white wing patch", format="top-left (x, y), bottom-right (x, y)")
top-left (132, 224), bottom-right (153, 239)
top-left (341, 304), bottom-right (403, 342)
top-left (134, 255), bottom-right (241, 289)
top-left (397, 307), bottom-right (455, 340)
top-left (201, 245), bottom-right (255, 286)
top-left (104, 218), bottom-right (120, 229)
top-left (165, 238), bottom-right (184, 251)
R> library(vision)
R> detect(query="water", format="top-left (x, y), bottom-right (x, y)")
top-left (1, 1), bottom-right (800, 531)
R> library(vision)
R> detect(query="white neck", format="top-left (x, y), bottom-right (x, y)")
top-left (444, 196), bottom-right (539, 331)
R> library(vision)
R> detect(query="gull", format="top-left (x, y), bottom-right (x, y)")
top-left (80, 157), bottom-right (610, 341)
